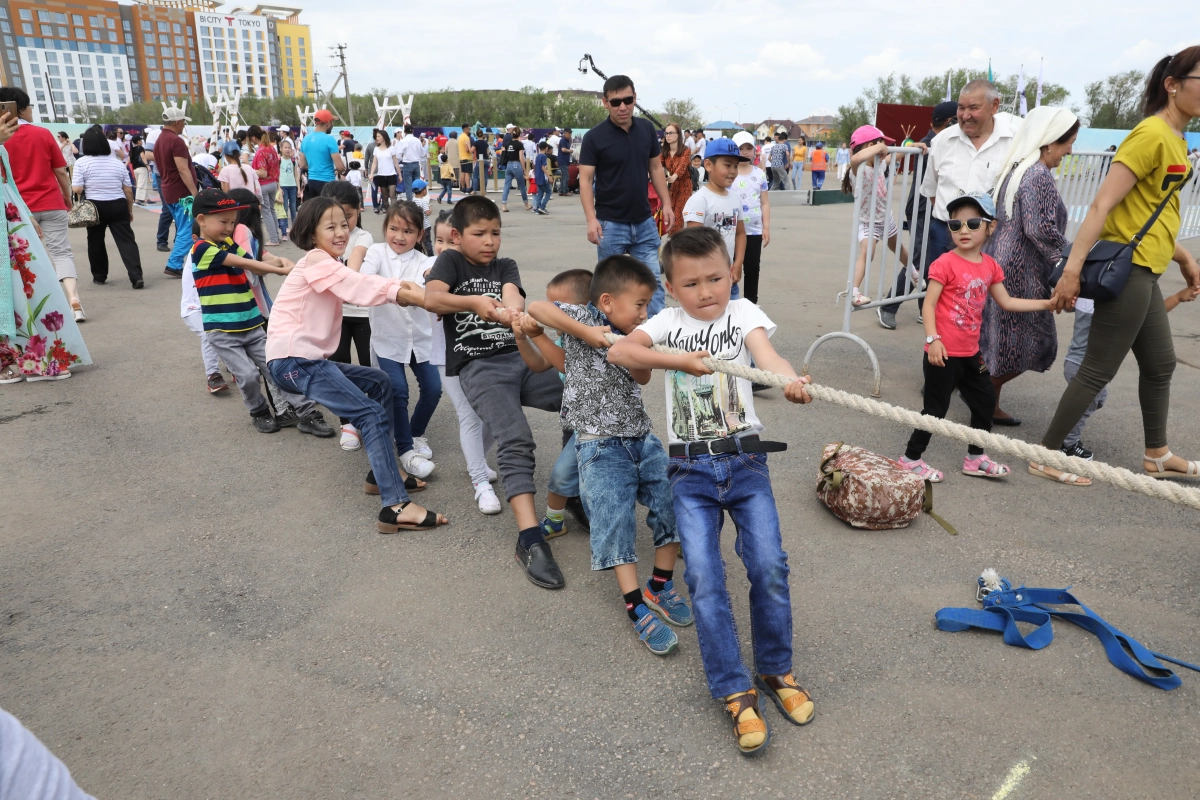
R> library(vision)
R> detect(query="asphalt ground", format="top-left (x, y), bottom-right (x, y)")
top-left (2, 185), bottom-right (1199, 799)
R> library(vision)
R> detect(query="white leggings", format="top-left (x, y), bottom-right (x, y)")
top-left (184, 310), bottom-right (221, 375)
top-left (439, 366), bottom-right (494, 486)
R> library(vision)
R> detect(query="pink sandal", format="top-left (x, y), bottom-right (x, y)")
top-left (898, 456), bottom-right (943, 483)
top-left (963, 454), bottom-right (1010, 478)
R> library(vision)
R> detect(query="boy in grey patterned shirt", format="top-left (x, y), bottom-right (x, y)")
top-left (524, 255), bottom-right (692, 656)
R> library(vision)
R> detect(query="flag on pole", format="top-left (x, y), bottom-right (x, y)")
top-left (988, 59), bottom-right (993, 82)
top-left (945, 70), bottom-right (952, 102)
top-left (1017, 65), bottom-right (1027, 117)
top-left (1035, 58), bottom-right (1044, 108)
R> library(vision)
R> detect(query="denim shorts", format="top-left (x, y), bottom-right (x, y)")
top-left (577, 432), bottom-right (678, 571)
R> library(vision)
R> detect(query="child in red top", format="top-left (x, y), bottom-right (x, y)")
top-left (898, 192), bottom-right (1053, 482)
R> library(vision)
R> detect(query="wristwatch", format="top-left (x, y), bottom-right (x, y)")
top-left (925, 334), bottom-right (941, 345)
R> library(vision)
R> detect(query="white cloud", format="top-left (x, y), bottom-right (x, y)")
top-left (286, 0), bottom-right (1200, 124)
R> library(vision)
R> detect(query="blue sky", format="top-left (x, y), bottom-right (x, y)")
top-left (295, 1), bottom-right (1200, 124)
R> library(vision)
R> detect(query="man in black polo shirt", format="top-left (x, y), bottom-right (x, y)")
top-left (579, 75), bottom-right (673, 316)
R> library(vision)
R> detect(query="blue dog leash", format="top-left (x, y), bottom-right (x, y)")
top-left (935, 572), bottom-right (1200, 691)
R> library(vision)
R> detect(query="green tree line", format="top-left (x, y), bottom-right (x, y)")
top-left (90, 86), bottom-right (706, 130)
top-left (834, 69), bottom-right (1070, 144)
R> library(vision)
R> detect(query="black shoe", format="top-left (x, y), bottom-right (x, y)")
top-left (751, 382), bottom-right (772, 393)
top-left (516, 540), bottom-right (565, 589)
top-left (132, 279), bottom-right (145, 289)
top-left (297, 410), bottom-right (335, 437)
top-left (252, 412), bottom-right (280, 433)
top-left (992, 415), bottom-right (1022, 427)
top-left (163, 268), bottom-right (182, 278)
top-left (564, 496), bottom-right (590, 532)
top-left (1061, 441), bottom-right (1094, 460)
top-left (157, 244), bottom-right (171, 252)
top-left (93, 277), bottom-right (107, 285)
top-left (274, 408), bottom-right (301, 428)
top-left (877, 307), bottom-right (897, 330)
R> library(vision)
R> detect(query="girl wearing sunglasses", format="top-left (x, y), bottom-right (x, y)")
top-left (897, 192), bottom-right (1053, 483)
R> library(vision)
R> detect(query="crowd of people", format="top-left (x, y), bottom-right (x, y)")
top-left (2, 46), bottom-right (1200, 760)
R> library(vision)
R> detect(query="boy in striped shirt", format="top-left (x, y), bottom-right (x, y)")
top-left (192, 189), bottom-right (333, 436)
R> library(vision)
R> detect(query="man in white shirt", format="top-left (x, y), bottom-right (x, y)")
top-left (758, 137), bottom-right (775, 187)
top-left (693, 131), bottom-right (707, 160)
top-left (397, 123), bottom-right (425, 201)
top-left (192, 146), bottom-right (218, 170)
top-left (877, 80), bottom-right (1018, 330)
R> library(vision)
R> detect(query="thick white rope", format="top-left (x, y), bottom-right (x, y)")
top-left (605, 333), bottom-right (1200, 511)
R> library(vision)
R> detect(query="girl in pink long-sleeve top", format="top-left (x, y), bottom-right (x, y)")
top-left (266, 196), bottom-right (448, 533)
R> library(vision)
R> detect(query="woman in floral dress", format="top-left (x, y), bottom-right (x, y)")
top-left (981, 108), bottom-right (1079, 424)
top-left (659, 123), bottom-right (693, 235)
top-left (0, 118), bottom-right (91, 383)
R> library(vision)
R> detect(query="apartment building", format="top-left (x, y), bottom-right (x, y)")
top-left (0, 0), bottom-right (309, 122)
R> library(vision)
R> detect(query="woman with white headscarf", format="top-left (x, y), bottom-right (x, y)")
top-left (980, 106), bottom-right (1079, 426)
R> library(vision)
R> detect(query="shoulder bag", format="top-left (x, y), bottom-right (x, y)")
top-left (67, 190), bottom-right (99, 229)
top-left (1050, 172), bottom-right (1190, 301)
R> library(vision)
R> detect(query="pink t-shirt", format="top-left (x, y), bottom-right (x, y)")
top-left (927, 251), bottom-right (1004, 357)
top-left (265, 248), bottom-right (404, 362)
top-left (219, 162), bottom-right (262, 196)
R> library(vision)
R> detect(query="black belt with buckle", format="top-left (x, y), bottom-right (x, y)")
top-left (668, 434), bottom-right (787, 458)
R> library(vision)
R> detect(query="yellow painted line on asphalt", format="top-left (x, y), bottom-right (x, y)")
top-left (991, 759), bottom-right (1032, 800)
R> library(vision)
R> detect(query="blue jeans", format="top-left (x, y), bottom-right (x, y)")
top-left (667, 448), bottom-right (793, 698)
top-left (401, 162), bottom-right (421, 201)
top-left (369, 178), bottom-right (379, 209)
top-left (579, 433), bottom-right (678, 571)
top-left (597, 217), bottom-right (665, 317)
top-left (811, 170), bottom-right (826, 190)
top-left (269, 357), bottom-right (410, 508)
top-left (164, 201), bottom-right (193, 273)
top-left (280, 185), bottom-right (298, 226)
top-left (549, 431), bottom-right (580, 497)
top-left (472, 162), bottom-right (487, 193)
top-left (534, 183), bottom-right (551, 211)
top-left (501, 162), bottom-right (527, 205)
top-left (438, 179), bottom-right (454, 203)
top-left (377, 355), bottom-right (442, 456)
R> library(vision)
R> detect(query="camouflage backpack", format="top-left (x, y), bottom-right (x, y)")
top-left (816, 443), bottom-right (955, 534)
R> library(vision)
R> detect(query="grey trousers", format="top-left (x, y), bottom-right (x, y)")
top-left (1042, 266), bottom-right (1175, 449)
top-left (457, 350), bottom-right (563, 500)
top-left (1062, 359), bottom-right (1108, 447)
top-left (31, 210), bottom-right (77, 281)
top-left (206, 327), bottom-right (315, 418)
top-left (260, 182), bottom-right (281, 243)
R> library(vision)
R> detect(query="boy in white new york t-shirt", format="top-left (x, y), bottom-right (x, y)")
top-left (607, 226), bottom-right (815, 756)
top-left (683, 137), bottom-right (747, 298)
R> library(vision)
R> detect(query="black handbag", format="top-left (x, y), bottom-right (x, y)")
top-left (1050, 173), bottom-right (1190, 301)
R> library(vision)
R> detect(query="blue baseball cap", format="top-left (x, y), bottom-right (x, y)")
top-left (411, 179), bottom-right (428, 191)
top-left (946, 191), bottom-right (996, 221)
top-left (703, 137), bottom-right (750, 163)
top-left (221, 140), bottom-right (240, 156)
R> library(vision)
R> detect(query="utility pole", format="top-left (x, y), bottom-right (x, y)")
top-left (325, 43), bottom-right (353, 126)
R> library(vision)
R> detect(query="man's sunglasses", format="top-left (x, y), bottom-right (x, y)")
top-left (947, 217), bottom-right (988, 232)
top-left (607, 95), bottom-right (636, 106)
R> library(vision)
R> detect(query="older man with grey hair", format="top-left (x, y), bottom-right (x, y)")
top-left (877, 79), bottom-right (1019, 330)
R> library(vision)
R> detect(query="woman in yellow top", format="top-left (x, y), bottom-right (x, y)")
top-left (1037, 47), bottom-right (1200, 482)
top-left (790, 138), bottom-right (807, 190)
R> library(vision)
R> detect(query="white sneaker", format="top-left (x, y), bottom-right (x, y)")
top-left (475, 481), bottom-right (502, 514)
top-left (400, 450), bottom-right (435, 478)
top-left (486, 466), bottom-right (499, 482)
top-left (411, 435), bottom-right (433, 458)
top-left (339, 424), bottom-right (361, 451)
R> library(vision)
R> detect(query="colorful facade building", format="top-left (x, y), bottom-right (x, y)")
top-left (0, 0), bottom-right (309, 123)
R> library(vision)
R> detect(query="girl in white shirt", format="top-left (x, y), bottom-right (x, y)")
top-left (360, 201), bottom-right (442, 479)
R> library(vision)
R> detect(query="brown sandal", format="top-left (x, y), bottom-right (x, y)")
top-left (723, 689), bottom-right (770, 755)
top-left (755, 673), bottom-right (815, 726)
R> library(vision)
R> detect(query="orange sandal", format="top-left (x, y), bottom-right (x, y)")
top-left (755, 673), bottom-right (815, 726)
top-left (723, 689), bottom-right (770, 755)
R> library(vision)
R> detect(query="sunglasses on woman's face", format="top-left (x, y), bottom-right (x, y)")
top-left (607, 95), bottom-right (636, 106)
top-left (947, 217), bottom-right (987, 232)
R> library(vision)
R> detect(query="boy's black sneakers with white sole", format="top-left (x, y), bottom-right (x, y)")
top-left (252, 412), bottom-right (281, 433)
top-left (1061, 441), bottom-right (1094, 460)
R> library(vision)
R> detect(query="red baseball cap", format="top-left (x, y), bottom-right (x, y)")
top-left (313, 109), bottom-right (334, 124)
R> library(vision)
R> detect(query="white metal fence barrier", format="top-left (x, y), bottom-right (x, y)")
top-left (805, 147), bottom-right (1200, 398)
